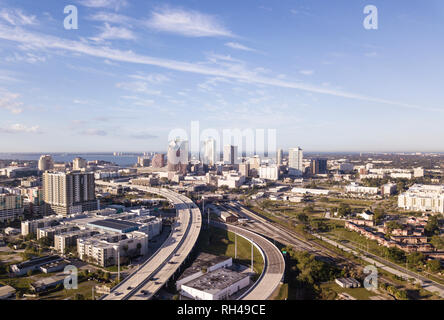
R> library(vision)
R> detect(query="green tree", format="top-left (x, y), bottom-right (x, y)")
top-left (337, 203), bottom-right (351, 217)
top-left (425, 216), bottom-right (440, 236)
top-left (406, 252), bottom-right (425, 268)
top-left (427, 259), bottom-right (441, 273)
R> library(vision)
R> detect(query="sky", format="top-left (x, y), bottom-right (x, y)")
top-left (0, 0), bottom-right (444, 153)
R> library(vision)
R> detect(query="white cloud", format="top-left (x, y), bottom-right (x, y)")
top-left (0, 24), bottom-right (440, 113)
top-left (78, 0), bottom-right (127, 11)
top-left (225, 42), bottom-right (256, 52)
top-left (299, 70), bottom-right (314, 76)
top-left (146, 7), bottom-right (233, 37)
top-left (0, 89), bottom-right (24, 114)
top-left (90, 23), bottom-right (136, 41)
top-left (116, 81), bottom-right (162, 96)
top-left (0, 124), bottom-right (41, 134)
top-left (129, 73), bottom-right (170, 84)
top-left (88, 12), bottom-right (130, 24)
top-left (0, 8), bottom-right (37, 26)
top-left (6, 52), bottom-right (46, 64)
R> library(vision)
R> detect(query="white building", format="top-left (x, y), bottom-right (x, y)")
top-left (77, 231), bottom-right (148, 267)
top-left (390, 172), bottom-right (413, 179)
top-left (398, 184), bottom-right (444, 213)
top-left (382, 183), bottom-right (397, 196)
top-left (38, 155), bottom-right (54, 171)
top-left (345, 183), bottom-right (379, 195)
top-left (259, 165), bottom-right (279, 181)
top-left (203, 139), bottom-right (217, 166)
top-left (291, 187), bottom-right (330, 196)
top-left (288, 147), bottom-right (303, 176)
top-left (180, 268), bottom-right (250, 300)
top-left (413, 167), bottom-right (424, 178)
top-left (217, 172), bottom-right (245, 189)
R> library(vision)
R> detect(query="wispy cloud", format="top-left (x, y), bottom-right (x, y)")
top-left (0, 8), bottom-right (37, 26)
top-left (90, 23), bottom-right (136, 41)
top-left (299, 70), bottom-right (314, 76)
top-left (146, 7), bottom-right (233, 37)
top-left (0, 124), bottom-right (41, 134)
top-left (88, 11), bottom-right (131, 24)
top-left (78, 0), bottom-right (127, 11)
top-left (129, 73), bottom-right (170, 84)
top-left (116, 82), bottom-right (162, 95)
top-left (0, 89), bottom-right (24, 114)
top-left (225, 42), bottom-right (256, 52)
top-left (0, 24), bottom-right (440, 112)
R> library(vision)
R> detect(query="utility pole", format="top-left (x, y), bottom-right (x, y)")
top-left (92, 286), bottom-right (95, 300)
top-left (207, 208), bottom-right (210, 227)
top-left (235, 234), bottom-right (237, 259)
top-left (251, 242), bottom-right (254, 272)
top-left (117, 250), bottom-right (120, 283)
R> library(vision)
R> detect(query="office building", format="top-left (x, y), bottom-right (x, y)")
top-left (288, 147), bottom-right (303, 176)
top-left (239, 163), bottom-right (250, 177)
top-left (73, 157), bottom-right (87, 171)
top-left (38, 155), bottom-right (54, 172)
top-left (0, 191), bottom-right (24, 223)
top-left (151, 154), bottom-right (165, 168)
top-left (137, 156), bottom-right (151, 168)
top-left (277, 148), bottom-right (283, 165)
top-left (223, 145), bottom-right (238, 165)
top-left (398, 184), bottom-right (444, 213)
top-left (310, 158), bottom-right (328, 175)
top-left (259, 165), bottom-right (279, 181)
top-left (203, 139), bottom-right (217, 166)
top-left (345, 182), bottom-right (379, 195)
top-left (43, 171), bottom-right (97, 216)
top-left (167, 138), bottom-right (189, 174)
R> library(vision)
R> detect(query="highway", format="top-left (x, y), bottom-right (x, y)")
top-left (220, 202), bottom-right (335, 260)
top-left (210, 221), bottom-right (285, 300)
top-left (97, 182), bottom-right (202, 300)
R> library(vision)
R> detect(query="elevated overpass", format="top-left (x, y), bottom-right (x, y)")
top-left (211, 221), bottom-right (285, 300)
top-left (97, 182), bottom-right (202, 300)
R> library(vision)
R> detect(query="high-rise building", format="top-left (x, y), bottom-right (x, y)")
top-left (277, 149), bottom-right (283, 165)
top-left (38, 155), bottom-right (54, 171)
top-left (137, 156), bottom-right (151, 167)
top-left (73, 157), bottom-right (87, 171)
top-left (203, 139), bottom-right (217, 166)
top-left (288, 147), bottom-right (303, 176)
top-left (43, 171), bottom-right (97, 216)
top-left (223, 145), bottom-right (238, 165)
top-left (310, 158), bottom-right (328, 175)
top-left (0, 191), bottom-right (24, 222)
top-left (239, 163), bottom-right (250, 177)
top-left (167, 139), bottom-right (189, 174)
top-left (152, 154), bottom-right (165, 168)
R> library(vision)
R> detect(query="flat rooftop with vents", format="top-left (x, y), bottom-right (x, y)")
top-left (87, 219), bottom-right (140, 233)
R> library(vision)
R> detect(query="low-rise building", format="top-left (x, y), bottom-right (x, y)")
top-left (180, 268), bottom-right (250, 300)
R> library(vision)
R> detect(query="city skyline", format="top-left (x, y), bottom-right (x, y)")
top-left (1, 1), bottom-right (444, 152)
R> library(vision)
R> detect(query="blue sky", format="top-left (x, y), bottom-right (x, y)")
top-left (0, 0), bottom-right (443, 153)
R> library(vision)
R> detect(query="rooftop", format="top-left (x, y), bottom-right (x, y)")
top-left (88, 219), bottom-right (140, 233)
top-left (182, 268), bottom-right (249, 293)
top-left (179, 253), bottom-right (231, 280)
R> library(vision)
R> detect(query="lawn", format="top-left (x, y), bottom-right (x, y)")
top-left (197, 226), bottom-right (264, 275)
top-left (320, 281), bottom-right (378, 300)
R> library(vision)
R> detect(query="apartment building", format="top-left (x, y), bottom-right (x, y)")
top-left (398, 184), bottom-right (444, 213)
